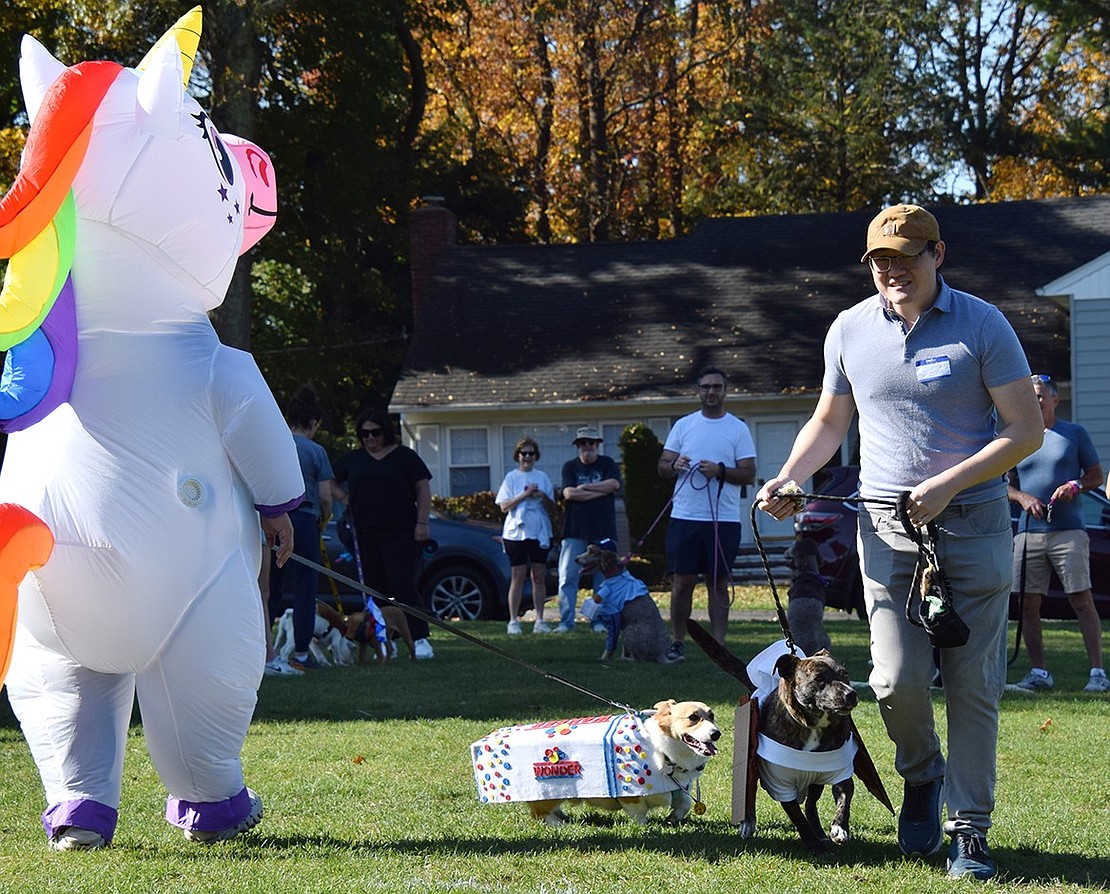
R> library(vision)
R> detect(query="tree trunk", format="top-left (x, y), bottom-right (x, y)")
top-left (203, 0), bottom-right (266, 349)
top-left (531, 9), bottom-right (555, 243)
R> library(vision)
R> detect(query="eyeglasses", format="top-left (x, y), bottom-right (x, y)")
top-left (867, 250), bottom-right (925, 273)
top-left (1032, 374), bottom-right (1052, 383)
top-left (360, 427), bottom-right (383, 439)
top-left (518, 450), bottom-right (537, 457)
top-left (698, 383), bottom-right (725, 392)
top-left (576, 440), bottom-right (600, 447)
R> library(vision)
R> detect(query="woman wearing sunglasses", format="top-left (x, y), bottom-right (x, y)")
top-left (333, 407), bottom-right (435, 659)
top-left (495, 438), bottom-right (555, 635)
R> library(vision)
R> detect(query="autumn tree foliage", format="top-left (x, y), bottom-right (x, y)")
top-left (422, 0), bottom-right (754, 242)
top-left (3, 0), bottom-right (1110, 426)
top-left (421, 0), bottom-right (1110, 241)
top-left (922, 0), bottom-right (1110, 201)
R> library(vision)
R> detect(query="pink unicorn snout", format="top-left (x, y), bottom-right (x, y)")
top-left (224, 136), bottom-right (277, 254)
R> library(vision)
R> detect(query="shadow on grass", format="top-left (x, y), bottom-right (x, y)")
top-left (235, 822), bottom-right (894, 865)
top-left (226, 826), bottom-right (1110, 886)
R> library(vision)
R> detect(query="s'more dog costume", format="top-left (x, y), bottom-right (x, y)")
top-left (749, 641), bottom-right (857, 803)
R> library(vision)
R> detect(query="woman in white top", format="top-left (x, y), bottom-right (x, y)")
top-left (495, 437), bottom-right (556, 635)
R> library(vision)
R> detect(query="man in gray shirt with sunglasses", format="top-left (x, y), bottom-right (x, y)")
top-left (757, 204), bottom-right (1043, 882)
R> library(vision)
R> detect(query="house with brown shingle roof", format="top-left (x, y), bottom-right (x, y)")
top-left (393, 195), bottom-right (1110, 544)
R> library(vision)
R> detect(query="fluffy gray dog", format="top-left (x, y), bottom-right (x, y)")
top-left (618, 592), bottom-right (673, 662)
top-left (576, 544), bottom-right (675, 663)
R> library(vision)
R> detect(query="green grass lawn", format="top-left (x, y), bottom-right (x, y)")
top-left (1, 599), bottom-right (1107, 894)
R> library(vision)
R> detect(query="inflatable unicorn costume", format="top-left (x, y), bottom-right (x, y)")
top-left (0, 9), bottom-right (304, 848)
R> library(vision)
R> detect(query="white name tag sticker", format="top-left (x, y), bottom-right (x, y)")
top-left (915, 356), bottom-right (951, 382)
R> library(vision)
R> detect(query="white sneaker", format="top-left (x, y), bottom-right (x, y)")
top-left (533, 620), bottom-right (553, 634)
top-left (507, 619), bottom-right (523, 636)
top-left (553, 624), bottom-right (574, 634)
top-left (1014, 669), bottom-right (1054, 691)
top-left (1084, 670), bottom-right (1109, 693)
top-left (413, 638), bottom-right (435, 660)
top-left (264, 657), bottom-right (303, 677)
top-left (50, 827), bottom-right (107, 851)
top-left (183, 789), bottom-right (263, 844)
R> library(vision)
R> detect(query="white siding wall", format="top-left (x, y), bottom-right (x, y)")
top-left (1073, 297), bottom-right (1110, 475)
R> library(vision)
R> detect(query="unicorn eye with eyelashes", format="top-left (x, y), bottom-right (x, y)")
top-left (193, 111), bottom-right (236, 185)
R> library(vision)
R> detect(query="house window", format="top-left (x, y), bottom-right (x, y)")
top-left (601, 423), bottom-right (626, 467)
top-left (448, 428), bottom-right (490, 496)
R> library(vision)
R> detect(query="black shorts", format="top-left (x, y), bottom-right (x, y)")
top-left (503, 538), bottom-right (550, 567)
top-left (665, 519), bottom-right (741, 575)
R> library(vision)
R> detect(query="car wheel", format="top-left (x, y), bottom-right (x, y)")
top-left (423, 563), bottom-right (494, 621)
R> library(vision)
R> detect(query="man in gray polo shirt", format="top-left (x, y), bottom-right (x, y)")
top-left (757, 204), bottom-right (1043, 881)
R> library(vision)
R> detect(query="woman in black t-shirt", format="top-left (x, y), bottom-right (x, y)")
top-left (334, 408), bottom-right (434, 658)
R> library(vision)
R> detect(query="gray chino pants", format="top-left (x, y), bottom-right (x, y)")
top-left (859, 495), bottom-right (1011, 836)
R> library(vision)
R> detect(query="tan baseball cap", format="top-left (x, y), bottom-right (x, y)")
top-left (861, 204), bottom-right (940, 262)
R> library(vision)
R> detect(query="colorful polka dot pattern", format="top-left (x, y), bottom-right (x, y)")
top-left (471, 712), bottom-right (673, 805)
top-left (473, 735), bottom-right (515, 803)
top-left (609, 714), bottom-right (656, 795)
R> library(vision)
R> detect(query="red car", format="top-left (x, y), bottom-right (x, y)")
top-left (793, 466), bottom-right (1110, 621)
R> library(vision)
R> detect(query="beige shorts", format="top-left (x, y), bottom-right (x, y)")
top-left (1013, 530), bottom-right (1091, 594)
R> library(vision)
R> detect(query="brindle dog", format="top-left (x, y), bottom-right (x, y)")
top-left (752, 650), bottom-right (858, 852)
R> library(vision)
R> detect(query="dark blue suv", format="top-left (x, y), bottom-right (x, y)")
top-left (293, 510), bottom-right (558, 621)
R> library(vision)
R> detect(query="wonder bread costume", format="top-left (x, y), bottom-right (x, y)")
top-left (472, 711), bottom-right (685, 805)
top-left (0, 8), bottom-right (304, 846)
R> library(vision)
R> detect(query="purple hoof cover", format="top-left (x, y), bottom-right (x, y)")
top-left (166, 786), bottom-right (251, 832)
top-left (42, 799), bottom-right (118, 844)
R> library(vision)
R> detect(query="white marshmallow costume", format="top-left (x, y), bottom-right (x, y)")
top-left (749, 641), bottom-right (857, 803)
top-left (0, 9), bottom-right (303, 845)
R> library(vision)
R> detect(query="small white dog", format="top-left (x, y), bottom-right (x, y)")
top-left (273, 608), bottom-right (355, 667)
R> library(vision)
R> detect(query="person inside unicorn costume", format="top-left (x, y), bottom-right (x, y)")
top-left (0, 8), bottom-right (306, 850)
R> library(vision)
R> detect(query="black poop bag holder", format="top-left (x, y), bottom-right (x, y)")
top-left (896, 492), bottom-right (970, 649)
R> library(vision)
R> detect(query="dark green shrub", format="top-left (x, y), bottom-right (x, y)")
top-left (619, 423), bottom-right (672, 585)
top-left (433, 490), bottom-right (566, 539)
top-left (431, 491), bottom-right (500, 521)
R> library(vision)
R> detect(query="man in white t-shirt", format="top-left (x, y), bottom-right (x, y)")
top-left (657, 367), bottom-right (756, 661)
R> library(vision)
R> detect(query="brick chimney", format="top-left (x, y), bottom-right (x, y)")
top-left (409, 196), bottom-right (457, 325)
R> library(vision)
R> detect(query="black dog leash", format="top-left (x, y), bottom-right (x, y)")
top-left (752, 485), bottom-right (970, 649)
top-left (748, 501), bottom-right (798, 655)
top-left (284, 550), bottom-right (638, 715)
top-left (750, 486), bottom-right (977, 652)
top-left (747, 489), bottom-right (901, 655)
top-left (893, 493), bottom-right (969, 649)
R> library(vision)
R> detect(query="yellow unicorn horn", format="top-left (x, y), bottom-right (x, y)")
top-left (137, 6), bottom-right (202, 87)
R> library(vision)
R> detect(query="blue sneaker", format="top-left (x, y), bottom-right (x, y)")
top-left (946, 832), bottom-right (996, 880)
top-left (898, 778), bottom-right (944, 857)
top-left (288, 653), bottom-right (323, 671)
